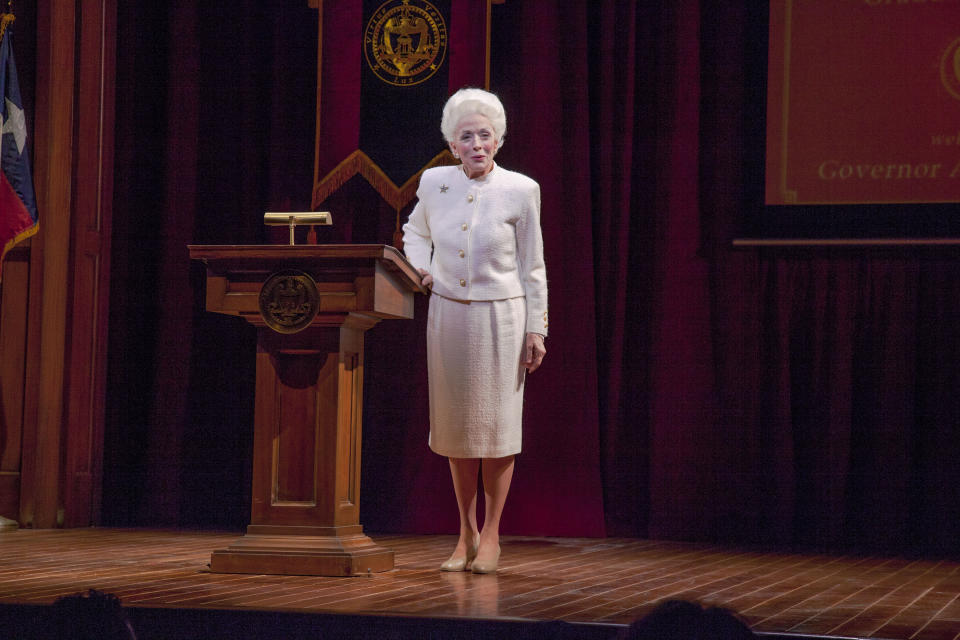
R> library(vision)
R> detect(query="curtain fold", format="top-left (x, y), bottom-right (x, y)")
top-left (589, 0), bottom-right (648, 538)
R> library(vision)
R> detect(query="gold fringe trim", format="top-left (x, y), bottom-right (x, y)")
top-left (312, 149), bottom-right (459, 212)
top-left (0, 12), bottom-right (14, 45)
top-left (0, 220), bottom-right (37, 283)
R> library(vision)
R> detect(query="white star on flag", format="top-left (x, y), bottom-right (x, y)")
top-left (1, 96), bottom-right (27, 155)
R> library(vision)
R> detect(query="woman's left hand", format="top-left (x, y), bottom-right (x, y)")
top-left (522, 332), bottom-right (546, 373)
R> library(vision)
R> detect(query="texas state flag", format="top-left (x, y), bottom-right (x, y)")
top-left (0, 22), bottom-right (38, 281)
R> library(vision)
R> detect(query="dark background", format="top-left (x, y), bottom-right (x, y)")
top-left (98, 1), bottom-right (960, 556)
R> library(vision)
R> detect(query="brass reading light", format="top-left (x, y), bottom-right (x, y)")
top-left (264, 212), bottom-right (332, 245)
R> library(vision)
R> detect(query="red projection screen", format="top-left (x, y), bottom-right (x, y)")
top-left (766, 0), bottom-right (960, 206)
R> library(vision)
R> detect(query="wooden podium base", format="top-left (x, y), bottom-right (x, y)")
top-left (210, 525), bottom-right (394, 576)
top-left (189, 246), bottom-right (425, 578)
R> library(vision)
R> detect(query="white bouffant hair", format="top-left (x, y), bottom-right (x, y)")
top-left (440, 87), bottom-right (507, 147)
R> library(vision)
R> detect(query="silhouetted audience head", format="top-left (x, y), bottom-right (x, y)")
top-left (619, 599), bottom-right (756, 639)
top-left (49, 589), bottom-right (137, 640)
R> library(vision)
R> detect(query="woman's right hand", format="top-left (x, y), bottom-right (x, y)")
top-left (418, 268), bottom-right (434, 289)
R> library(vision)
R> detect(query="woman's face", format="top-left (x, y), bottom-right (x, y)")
top-left (450, 113), bottom-right (499, 179)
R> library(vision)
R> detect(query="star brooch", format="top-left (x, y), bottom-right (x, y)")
top-left (439, 184), bottom-right (449, 193)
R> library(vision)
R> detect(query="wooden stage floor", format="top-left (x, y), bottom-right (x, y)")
top-left (0, 528), bottom-right (958, 639)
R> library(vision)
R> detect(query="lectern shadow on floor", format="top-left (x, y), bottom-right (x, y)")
top-left (189, 244), bottom-right (424, 576)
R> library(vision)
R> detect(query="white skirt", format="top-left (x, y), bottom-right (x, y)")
top-left (426, 294), bottom-right (527, 458)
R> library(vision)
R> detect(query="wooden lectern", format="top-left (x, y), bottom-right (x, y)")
top-left (188, 244), bottom-right (424, 576)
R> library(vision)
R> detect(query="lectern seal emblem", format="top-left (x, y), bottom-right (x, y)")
top-left (364, 0), bottom-right (448, 86)
top-left (258, 270), bottom-right (320, 334)
top-left (941, 37), bottom-right (960, 102)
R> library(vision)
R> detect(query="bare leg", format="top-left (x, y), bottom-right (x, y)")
top-left (443, 457), bottom-right (480, 569)
top-left (474, 454), bottom-right (515, 571)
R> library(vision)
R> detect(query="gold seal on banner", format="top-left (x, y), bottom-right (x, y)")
top-left (941, 37), bottom-right (960, 102)
top-left (364, 0), bottom-right (448, 86)
top-left (258, 270), bottom-right (320, 334)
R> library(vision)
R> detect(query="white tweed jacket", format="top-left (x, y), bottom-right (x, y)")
top-left (402, 164), bottom-right (548, 336)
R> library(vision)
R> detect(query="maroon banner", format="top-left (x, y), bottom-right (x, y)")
top-left (312, 0), bottom-right (490, 212)
top-left (766, 0), bottom-right (960, 205)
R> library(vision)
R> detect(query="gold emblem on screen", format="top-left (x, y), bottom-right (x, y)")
top-left (258, 270), bottom-right (320, 334)
top-left (364, 0), bottom-right (448, 86)
top-left (941, 37), bottom-right (960, 102)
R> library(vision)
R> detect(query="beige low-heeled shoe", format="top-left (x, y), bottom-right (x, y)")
top-left (440, 543), bottom-right (478, 572)
top-left (470, 545), bottom-right (501, 574)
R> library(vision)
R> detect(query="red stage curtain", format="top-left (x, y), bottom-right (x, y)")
top-left (102, 0), bottom-right (960, 555)
top-left (699, 1), bottom-right (960, 554)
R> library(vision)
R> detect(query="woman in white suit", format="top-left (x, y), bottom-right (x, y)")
top-left (402, 88), bottom-right (548, 574)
